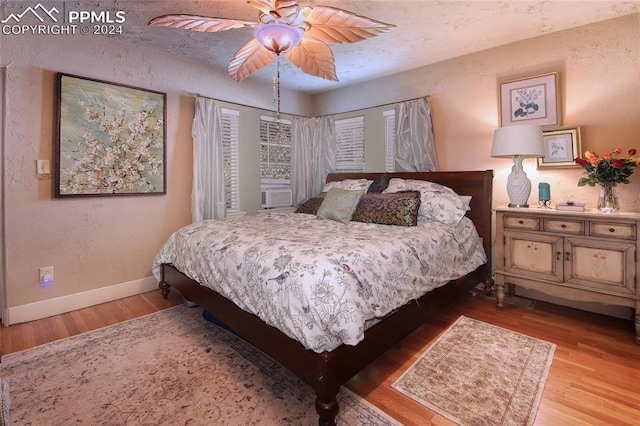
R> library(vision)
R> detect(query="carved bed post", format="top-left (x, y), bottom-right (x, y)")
top-left (484, 277), bottom-right (495, 296)
top-left (159, 265), bottom-right (171, 299)
top-left (314, 352), bottom-right (340, 426)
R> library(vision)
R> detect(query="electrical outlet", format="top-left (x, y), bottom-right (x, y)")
top-left (39, 266), bottom-right (54, 284)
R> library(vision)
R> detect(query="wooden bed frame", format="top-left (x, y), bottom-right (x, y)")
top-left (159, 170), bottom-right (493, 425)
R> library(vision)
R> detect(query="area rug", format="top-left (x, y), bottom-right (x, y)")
top-left (392, 316), bottom-right (555, 426)
top-left (1, 305), bottom-right (399, 425)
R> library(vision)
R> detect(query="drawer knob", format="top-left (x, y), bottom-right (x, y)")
top-left (609, 228), bottom-right (616, 233)
top-left (561, 224), bottom-right (567, 229)
top-left (518, 220), bottom-right (524, 225)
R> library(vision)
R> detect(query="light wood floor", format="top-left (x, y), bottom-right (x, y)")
top-left (2, 289), bottom-right (639, 425)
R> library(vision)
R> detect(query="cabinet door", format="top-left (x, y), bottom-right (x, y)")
top-left (565, 236), bottom-right (636, 296)
top-left (504, 230), bottom-right (563, 282)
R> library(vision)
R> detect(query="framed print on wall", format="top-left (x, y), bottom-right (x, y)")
top-left (55, 73), bottom-right (166, 197)
top-left (499, 72), bottom-right (559, 127)
top-left (537, 127), bottom-right (581, 168)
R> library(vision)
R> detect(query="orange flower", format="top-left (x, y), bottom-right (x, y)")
top-left (576, 147), bottom-right (638, 186)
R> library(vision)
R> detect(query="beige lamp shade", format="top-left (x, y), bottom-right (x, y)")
top-left (491, 125), bottom-right (544, 208)
top-left (491, 125), bottom-right (544, 158)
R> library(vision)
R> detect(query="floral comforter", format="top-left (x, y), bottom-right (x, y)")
top-left (152, 212), bottom-right (486, 353)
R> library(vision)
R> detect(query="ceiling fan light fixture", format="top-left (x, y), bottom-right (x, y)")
top-left (149, 1), bottom-right (395, 81)
top-left (254, 23), bottom-right (303, 54)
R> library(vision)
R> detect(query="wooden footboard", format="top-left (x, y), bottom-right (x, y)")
top-left (158, 170), bottom-right (493, 425)
top-left (160, 263), bottom-right (484, 425)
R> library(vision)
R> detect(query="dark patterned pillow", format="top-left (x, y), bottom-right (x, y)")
top-left (352, 191), bottom-right (421, 226)
top-left (294, 197), bottom-right (324, 215)
top-left (367, 173), bottom-right (390, 193)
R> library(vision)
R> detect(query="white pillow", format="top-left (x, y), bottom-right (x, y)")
top-left (460, 195), bottom-right (472, 211)
top-left (383, 178), bottom-right (468, 226)
top-left (322, 179), bottom-right (373, 193)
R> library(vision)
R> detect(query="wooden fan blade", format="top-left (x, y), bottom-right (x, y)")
top-left (148, 14), bottom-right (255, 32)
top-left (247, 0), bottom-right (277, 16)
top-left (302, 6), bottom-right (395, 44)
top-left (248, 0), bottom-right (301, 24)
top-left (285, 38), bottom-right (338, 81)
top-left (228, 39), bottom-right (276, 82)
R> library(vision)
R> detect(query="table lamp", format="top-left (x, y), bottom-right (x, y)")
top-left (491, 125), bottom-right (544, 207)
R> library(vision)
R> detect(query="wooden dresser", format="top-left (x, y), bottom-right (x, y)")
top-left (494, 206), bottom-right (640, 343)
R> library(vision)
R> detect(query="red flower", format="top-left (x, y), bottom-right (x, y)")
top-left (575, 158), bottom-right (586, 166)
top-left (576, 147), bottom-right (638, 187)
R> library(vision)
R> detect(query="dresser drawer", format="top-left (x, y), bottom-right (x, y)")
top-left (543, 218), bottom-right (585, 235)
top-left (590, 221), bottom-right (636, 240)
top-left (504, 215), bottom-right (539, 230)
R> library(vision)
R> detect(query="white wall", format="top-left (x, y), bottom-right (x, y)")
top-left (0, 67), bottom-right (5, 320)
top-left (1, 14), bottom-right (638, 323)
top-left (0, 31), bottom-right (311, 322)
top-left (315, 15), bottom-right (640, 212)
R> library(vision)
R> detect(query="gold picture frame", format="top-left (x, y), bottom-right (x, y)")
top-left (499, 72), bottom-right (560, 127)
top-left (537, 127), bottom-right (581, 169)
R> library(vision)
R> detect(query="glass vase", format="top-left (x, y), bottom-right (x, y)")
top-left (597, 183), bottom-right (620, 214)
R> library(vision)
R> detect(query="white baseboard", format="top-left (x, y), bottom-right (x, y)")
top-left (5, 276), bottom-right (159, 325)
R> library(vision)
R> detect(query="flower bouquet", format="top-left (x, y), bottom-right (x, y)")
top-left (575, 148), bottom-right (639, 213)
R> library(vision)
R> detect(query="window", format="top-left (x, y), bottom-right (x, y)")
top-left (383, 109), bottom-right (395, 172)
top-left (221, 108), bottom-right (240, 210)
top-left (260, 115), bottom-right (292, 184)
top-left (335, 116), bottom-right (365, 172)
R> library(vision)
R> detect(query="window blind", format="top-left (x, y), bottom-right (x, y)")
top-left (221, 108), bottom-right (240, 210)
top-left (383, 110), bottom-right (395, 172)
top-left (335, 116), bottom-right (365, 172)
top-left (260, 115), bottom-right (292, 184)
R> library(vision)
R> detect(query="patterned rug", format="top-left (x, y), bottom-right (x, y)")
top-left (392, 316), bottom-right (555, 426)
top-left (2, 305), bottom-right (399, 425)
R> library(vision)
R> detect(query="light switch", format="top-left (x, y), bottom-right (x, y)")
top-left (36, 160), bottom-right (50, 175)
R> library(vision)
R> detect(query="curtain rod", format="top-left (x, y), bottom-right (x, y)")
top-left (193, 94), bottom-right (305, 117)
top-left (193, 93), bottom-right (430, 118)
top-left (313, 95), bottom-right (431, 118)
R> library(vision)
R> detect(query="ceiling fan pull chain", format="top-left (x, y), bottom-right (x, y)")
top-left (275, 55), bottom-right (282, 140)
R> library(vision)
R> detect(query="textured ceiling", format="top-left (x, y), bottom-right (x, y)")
top-left (4, 1), bottom-right (640, 93)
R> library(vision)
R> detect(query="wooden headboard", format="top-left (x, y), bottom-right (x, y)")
top-left (326, 170), bottom-right (494, 284)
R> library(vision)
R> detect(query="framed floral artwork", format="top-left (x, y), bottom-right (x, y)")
top-left (499, 72), bottom-right (559, 127)
top-left (55, 73), bottom-right (166, 197)
top-left (537, 127), bottom-right (581, 168)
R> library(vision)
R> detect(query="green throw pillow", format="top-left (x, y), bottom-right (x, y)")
top-left (316, 188), bottom-right (365, 224)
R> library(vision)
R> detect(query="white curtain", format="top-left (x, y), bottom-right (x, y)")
top-left (310, 116), bottom-right (336, 196)
top-left (291, 116), bottom-right (313, 206)
top-left (191, 97), bottom-right (226, 222)
top-left (395, 98), bottom-right (438, 171)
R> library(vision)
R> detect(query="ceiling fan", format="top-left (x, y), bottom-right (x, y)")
top-left (149, 0), bottom-right (396, 83)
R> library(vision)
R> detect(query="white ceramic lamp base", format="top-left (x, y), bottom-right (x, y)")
top-left (506, 156), bottom-right (532, 207)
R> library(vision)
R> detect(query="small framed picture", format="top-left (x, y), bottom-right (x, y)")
top-left (537, 127), bottom-right (581, 168)
top-left (499, 72), bottom-right (559, 127)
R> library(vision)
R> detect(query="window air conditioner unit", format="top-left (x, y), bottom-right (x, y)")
top-left (261, 187), bottom-right (293, 208)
